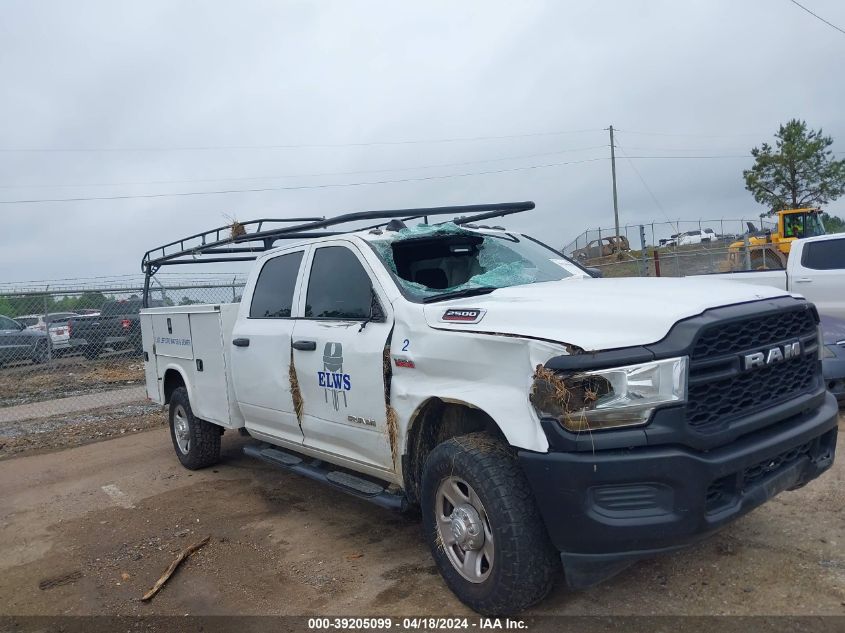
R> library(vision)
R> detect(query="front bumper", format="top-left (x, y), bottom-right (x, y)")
top-left (519, 391), bottom-right (839, 589)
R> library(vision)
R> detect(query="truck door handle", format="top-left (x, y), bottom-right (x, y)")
top-left (232, 338), bottom-right (250, 347)
top-left (292, 340), bottom-right (316, 351)
top-left (794, 277), bottom-right (813, 283)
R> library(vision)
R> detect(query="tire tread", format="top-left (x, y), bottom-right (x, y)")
top-left (169, 387), bottom-right (221, 470)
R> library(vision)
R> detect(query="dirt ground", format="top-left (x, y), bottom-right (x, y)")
top-left (0, 355), bottom-right (144, 408)
top-left (0, 413), bottom-right (842, 623)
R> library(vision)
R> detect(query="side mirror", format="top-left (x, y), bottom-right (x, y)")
top-left (586, 267), bottom-right (603, 278)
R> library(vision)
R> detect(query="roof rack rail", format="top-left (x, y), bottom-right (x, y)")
top-left (141, 201), bottom-right (534, 304)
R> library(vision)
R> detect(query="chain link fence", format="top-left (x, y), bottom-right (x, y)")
top-left (0, 275), bottom-right (246, 432)
top-left (561, 217), bottom-right (777, 257)
top-left (561, 218), bottom-right (788, 278)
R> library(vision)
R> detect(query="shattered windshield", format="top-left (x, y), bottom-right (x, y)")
top-left (368, 222), bottom-right (577, 300)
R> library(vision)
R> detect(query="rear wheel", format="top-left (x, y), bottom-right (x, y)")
top-left (169, 387), bottom-right (221, 470)
top-left (421, 433), bottom-right (559, 615)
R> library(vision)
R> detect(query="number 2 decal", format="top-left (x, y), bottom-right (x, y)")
top-left (402, 339), bottom-right (410, 351)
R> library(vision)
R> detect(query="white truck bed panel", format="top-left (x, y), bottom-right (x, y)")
top-left (141, 303), bottom-right (244, 428)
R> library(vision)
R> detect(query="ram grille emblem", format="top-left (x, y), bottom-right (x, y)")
top-left (742, 341), bottom-right (801, 371)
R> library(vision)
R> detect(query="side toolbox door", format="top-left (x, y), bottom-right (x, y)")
top-left (292, 243), bottom-right (395, 471)
top-left (230, 248), bottom-right (307, 444)
top-left (188, 309), bottom-right (233, 427)
top-left (139, 312), bottom-right (160, 402)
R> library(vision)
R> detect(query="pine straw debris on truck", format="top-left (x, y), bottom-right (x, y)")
top-left (289, 349), bottom-right (304, 424)
top-left (382, 345), bottom-right (399, 468)
top-left (530, 365), bottom-right (606, 432)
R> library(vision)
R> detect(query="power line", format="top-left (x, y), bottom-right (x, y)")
top-left (618, 145), bottom-right (752, 153)
top-left (614, 129), bottom-right (764, 139)
top-left (0, 157), bottom-right (607, 205)
top-left (0, 128), bottom-right (604, 153)
top-left (624, 154), bottom-right (751, 159)
top-left (0, 145), bottom-right (609, 190)
top-left (624, 151), bottom-right (843, 159)
top-left (615, 144), bottom-right (680, 233)
top-left (788, 0), bottom-right (845, 35)
top-left (0, 152), bottom-right (772, 204)
top-left (1, 124), bottom-right (833, 154)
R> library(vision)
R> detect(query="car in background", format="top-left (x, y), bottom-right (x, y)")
top-left (68, 299), bottom-right (162, 359)
top-left (15, 312), bottom-right (80, 353)
top-left (690, 234), bottom-right (845, 320)
top-left (659, 234), bottom-right (679, 248)
top-left (821, 314), bottom-right (845, 406)
top-left (659, 229), bottom-right (717, 248)
top-left (676, 228), bottom-right (716, 246)
top-left (46, 318), bottom-right (74, 352)
top-left (571, 235), bottom-right (630, 260)
top-left (0, 314), bottom-right (50, 365)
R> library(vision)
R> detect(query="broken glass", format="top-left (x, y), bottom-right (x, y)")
top-left (368, 222), bottom-right (576, 300)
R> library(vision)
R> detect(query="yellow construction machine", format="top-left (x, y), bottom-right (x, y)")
top-left (727, 207), bottom-right (825, 270)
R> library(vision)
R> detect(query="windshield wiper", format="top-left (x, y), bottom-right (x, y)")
top-left (422, 286), bottom-right (497, 304)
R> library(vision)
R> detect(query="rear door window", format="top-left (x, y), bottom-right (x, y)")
top-left (802, 238), bottom-right (845, 270)
top-left (250, 251), bottom-right (304, 318)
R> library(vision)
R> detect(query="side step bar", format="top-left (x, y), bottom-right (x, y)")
top-left (243, 443), bottom-right (408, 511)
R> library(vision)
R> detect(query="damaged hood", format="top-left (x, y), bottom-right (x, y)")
top-left (422, 276), bottom-right (791, 351)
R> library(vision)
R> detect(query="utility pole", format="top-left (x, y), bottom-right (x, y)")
top-left (609, 125), bottom-right (621, 251)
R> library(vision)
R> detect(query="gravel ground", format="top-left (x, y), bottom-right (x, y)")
top-left (0, 414), bottom-right (842, 623)
top-left (0, 401), bottom-right (162, 459)
top-left (0, 356), bottom-right (144, 408)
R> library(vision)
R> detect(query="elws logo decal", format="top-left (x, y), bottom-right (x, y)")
top-left (318, 342), bottom-right (351, 411)
top-left (441, 308), bottom-right (486, 323)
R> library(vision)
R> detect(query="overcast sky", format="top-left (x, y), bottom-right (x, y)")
top-left (1, 0), bottom-right (844, 283)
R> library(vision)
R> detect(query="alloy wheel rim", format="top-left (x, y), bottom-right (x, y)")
top-left (434, 476), bottom-right (494, 583)
top-left (173, 405), bottom-right (190, 454)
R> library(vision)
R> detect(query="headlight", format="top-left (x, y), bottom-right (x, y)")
top-left (530, 357), bottom-right (688, 431)
top-left (822, 345), bottom-right (836, 359)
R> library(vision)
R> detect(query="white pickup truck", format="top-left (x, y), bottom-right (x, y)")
top-left (140, 203), bottom-right (839, 615)
top-left (693, 233), bottom-right (845, 319)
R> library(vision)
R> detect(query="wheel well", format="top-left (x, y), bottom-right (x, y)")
top-left (403, 398), bottom-right (507, 505)
top-left (163, 369), bottom-right (186, 404)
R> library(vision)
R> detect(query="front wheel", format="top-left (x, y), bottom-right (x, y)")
top-left (30, 340), bottom-right (49, 364)
top-left (169, 387), bottom-right (221, 470)
top-left (750, 250), bottom-right (785, 270)
top-left (421, 433), bottom-right (559, 615)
